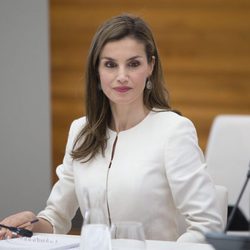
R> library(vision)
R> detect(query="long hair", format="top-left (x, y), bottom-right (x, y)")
top-left (71, 13), bottom-right (172, 162)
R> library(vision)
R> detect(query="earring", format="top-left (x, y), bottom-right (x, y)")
top-left (146, 79), bottom-right (152, 90)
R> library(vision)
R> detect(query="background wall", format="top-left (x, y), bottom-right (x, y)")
top-left (0, 0), bottom-right (51, 218)
top-left (50, 0), bottom-right (250, 233)
top-left (50, 0), bottom-right (250, 183)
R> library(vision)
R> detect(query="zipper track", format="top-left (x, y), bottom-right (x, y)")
top-left (105, 133), bottom-right (118, 227)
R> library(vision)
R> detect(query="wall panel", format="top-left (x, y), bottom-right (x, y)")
top-left (50, 0), bottom-right (250, 186)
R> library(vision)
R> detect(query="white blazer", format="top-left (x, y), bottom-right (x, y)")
top-left (38, 110), bottom-right (223, 242)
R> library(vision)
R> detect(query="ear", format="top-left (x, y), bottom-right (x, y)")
top-left (148, 56), bottom-right (155, 75)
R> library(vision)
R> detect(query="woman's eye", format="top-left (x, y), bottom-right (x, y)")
top-left (128, 61), bottom-right (140, 68)
top-left (104, 61), bottom-right (117, 68)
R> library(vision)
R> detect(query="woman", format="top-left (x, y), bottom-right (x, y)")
top-left (0, 14), bottom-right (223, 242)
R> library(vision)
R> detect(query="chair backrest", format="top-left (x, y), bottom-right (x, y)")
top-left (215, 185), bottom-right (228, 228)
top-left (177, 185), bottom-right (228, 235)
top-left (205, 115), bottom-right (250, 221)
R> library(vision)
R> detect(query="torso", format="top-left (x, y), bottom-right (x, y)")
top-left (73, 110), bottom-right (183, 240)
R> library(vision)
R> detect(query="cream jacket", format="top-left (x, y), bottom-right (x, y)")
top-left (38, 110), bottom-right (223, 242)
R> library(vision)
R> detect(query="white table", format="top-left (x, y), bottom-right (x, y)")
top-left (0, 233), bottom-right (215, 250)
top-left (146, 240), bottom-right (214, 250)
top-left (37, 233), bottom-right (215, 250)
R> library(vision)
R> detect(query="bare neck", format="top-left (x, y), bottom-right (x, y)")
top-left (110, 105), bottom-right (150, 132)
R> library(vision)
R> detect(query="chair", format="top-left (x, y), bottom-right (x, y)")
top-left (205, 115), bottom-right (250, 228)
top-left (177, 185), bottom-right (228, 235)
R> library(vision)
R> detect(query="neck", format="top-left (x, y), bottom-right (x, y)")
top-left (110, 105), bottom-right (150, 132)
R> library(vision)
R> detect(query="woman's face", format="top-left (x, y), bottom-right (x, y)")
top-left (98, 37), bottom-right (154, 108)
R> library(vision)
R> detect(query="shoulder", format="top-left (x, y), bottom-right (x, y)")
top-left (67, 116), bottom-right (87, 140)
top-left (150, 110), bottom-right (195, 130)
top-left (148, 110), bottom-right (198, 141)
top-left (150, 110), bottom-right (200, 152)
top-left (70, 116), bottom-right (87, 130)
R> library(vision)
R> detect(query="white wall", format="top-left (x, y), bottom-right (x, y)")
top-left (0, 0), bottom-right (51, 218)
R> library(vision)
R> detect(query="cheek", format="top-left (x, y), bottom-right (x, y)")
top-left (99, 72), bottom-right (114, 97)
top-left (99, 72), bottom-right (111, 88)
top-left (133, 70), bottom-right (148, 86)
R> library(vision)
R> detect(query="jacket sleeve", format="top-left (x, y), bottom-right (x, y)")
top-left (164, 116), bottom-right (223, 243)
top-left (37, 118), bottom-right (84, 234)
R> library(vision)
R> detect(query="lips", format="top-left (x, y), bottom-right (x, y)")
top-left (113, 86), bottom-right (132, 93)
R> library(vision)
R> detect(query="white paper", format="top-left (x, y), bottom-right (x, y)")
top-left (0, 234), bottom-right (80, 250)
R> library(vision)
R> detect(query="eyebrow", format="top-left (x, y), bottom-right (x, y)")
top-left (99, 56), bottom-right (143, 61)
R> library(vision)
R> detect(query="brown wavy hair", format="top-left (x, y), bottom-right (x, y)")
top-left (71, 13), bottom-right (173, 162)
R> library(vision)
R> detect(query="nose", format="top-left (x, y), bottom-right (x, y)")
top-left (116, 66), bottom-right (128, 84)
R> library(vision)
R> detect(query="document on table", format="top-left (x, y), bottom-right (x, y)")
top-left (0, 234), bottom-right (80, 250)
